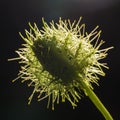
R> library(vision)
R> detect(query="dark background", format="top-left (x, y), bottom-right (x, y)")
top-left (1, 0), bottom-right (120, 120)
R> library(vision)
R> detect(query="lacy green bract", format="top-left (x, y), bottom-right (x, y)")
top-left (11, 17), bottom-right (112, 110)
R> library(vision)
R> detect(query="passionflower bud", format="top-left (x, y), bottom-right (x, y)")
top-left (9, 17), bottom-right (113, 119)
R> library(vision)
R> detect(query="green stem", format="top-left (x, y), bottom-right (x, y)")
top-left (81, 80), bottom-right (113, 120)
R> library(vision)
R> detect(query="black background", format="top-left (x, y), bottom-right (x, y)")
top-left (1, 0), bottom-right (120, 120)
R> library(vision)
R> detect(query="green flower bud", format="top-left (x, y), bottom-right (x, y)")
top-left (9, 17), bottom-right (113, 119)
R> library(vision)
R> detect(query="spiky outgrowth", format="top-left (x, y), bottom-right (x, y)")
top-left (9, 17), bottom-right (113, 110)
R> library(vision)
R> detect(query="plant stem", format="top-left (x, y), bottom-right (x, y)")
top-left (81, 80), bottom-right (113, 120)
